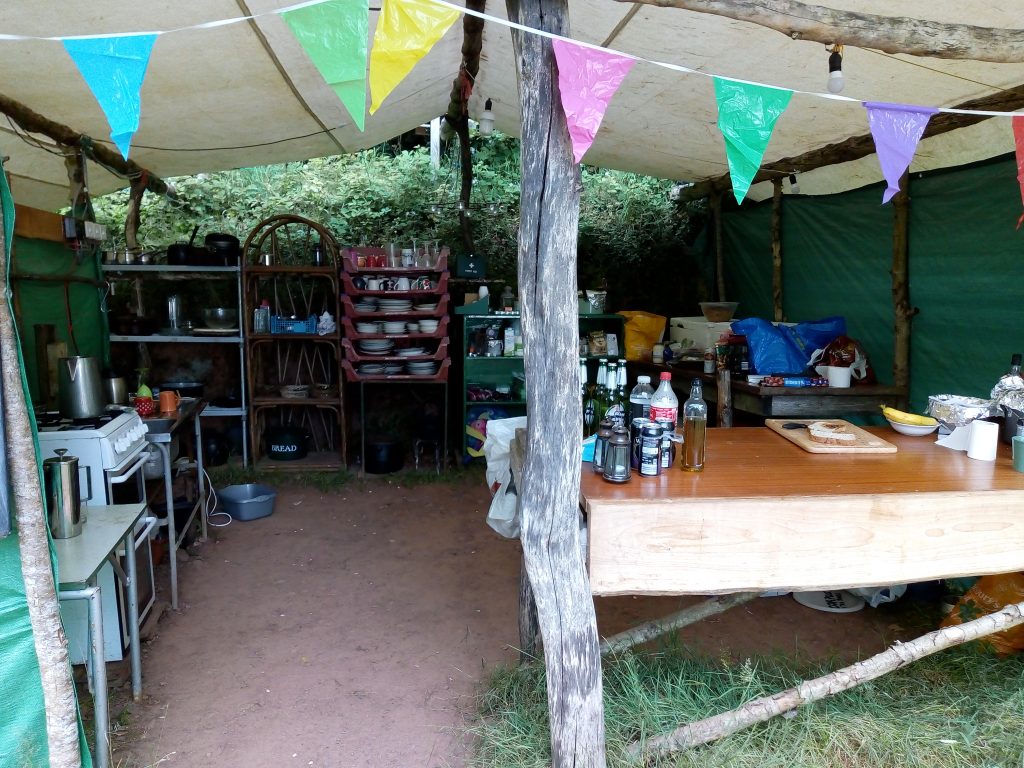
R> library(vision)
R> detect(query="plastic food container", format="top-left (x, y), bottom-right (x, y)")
top-left (216, 484), bottom-right (277, 521)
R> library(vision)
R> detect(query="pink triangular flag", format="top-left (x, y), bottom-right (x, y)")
top-left (864, 102), bottom-right (938, 203)
top-left (1013, 116), bottom-right (1024, 228)
top-left (552, 40), bottom-right (636, 164)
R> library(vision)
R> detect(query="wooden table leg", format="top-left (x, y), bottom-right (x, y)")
top-left (518, 551), bottom-right (539, 663)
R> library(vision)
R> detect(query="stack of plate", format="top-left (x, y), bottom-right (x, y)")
top-left (414, 302), bottom-right (438, 312)
top-left (406, 361), bottom-right (438, 376)
top-left (384, 363), bottom-right (404, 374)
top-left (358, 363), bottom-right (385, 375)
top-left (356, 321), bottom-right (382, 334)
top-left (396, 347), bottom-right (426, 357)
top-left (382, 320), bottom-right (407, 334)
top-left (378, 298), bottom-right (413, 313)
top-left (418, 319), bottom-right (439, 333)
top-left (358, 339), bottom-right (394, 355)
top-left (355, 297), bottom-right (378, 312)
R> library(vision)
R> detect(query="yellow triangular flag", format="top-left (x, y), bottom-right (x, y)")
top-left (369, 0), bottom-right (460, 114)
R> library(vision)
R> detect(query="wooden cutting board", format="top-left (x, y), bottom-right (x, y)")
top-left (765, 418), bottom-right (897, 453)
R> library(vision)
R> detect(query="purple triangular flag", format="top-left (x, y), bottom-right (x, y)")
top-left (552, 39), bottom-right (636, 164)
top-left (864, 102), bottom-right (938, 203)
top-left (64, 35), bottom-right (157, 159)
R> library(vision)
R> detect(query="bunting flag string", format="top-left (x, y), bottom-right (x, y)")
top-left (63, 34), bottom-right (157, 159)
top-left (368, 0), bottom-right (460, 114)
top-left (283, 0), bottom-right (369, 131)
top-left (713, 78), bottom-right (792, 204)
top-left (864, 102), bottom-right (938, 203)
top-left (551, 40), bottom-right (636, 164)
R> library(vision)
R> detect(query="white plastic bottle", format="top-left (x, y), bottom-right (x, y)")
top-left (629, 375), bottom-right (654, 421)
top-left (649, 371), bottom-right (678, 430)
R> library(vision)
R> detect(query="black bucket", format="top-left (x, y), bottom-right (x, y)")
top-left (365, 439), bottom-right (403, 474)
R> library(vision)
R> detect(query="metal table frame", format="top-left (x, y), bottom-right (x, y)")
top-left (55, 503), bottom-right (152, 768)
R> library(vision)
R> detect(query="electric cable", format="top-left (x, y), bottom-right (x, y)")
top-left (202, 466), bottom-right (233, 527)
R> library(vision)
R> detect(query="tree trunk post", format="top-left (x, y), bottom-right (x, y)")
top-left (0, 185), bottom-right (83, 766)
top-left (506, 1), bottom-right (607, 766)
top-left (891, 170), bottom-right (914, 402)
top-left (712, 193), bottom-right (725, 301)
top-left (770, 177), bottom-right (784, 322)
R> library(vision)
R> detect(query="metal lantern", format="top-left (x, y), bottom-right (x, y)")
top-left (592, 420), bottom-right (613, 474)
top-left (602, 426), bottom-right (632, 483)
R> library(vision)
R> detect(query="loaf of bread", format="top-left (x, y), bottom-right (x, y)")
top-left (807, 421), bottom-right (856, 445)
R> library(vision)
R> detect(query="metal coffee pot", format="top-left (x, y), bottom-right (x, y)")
top-left (57, 355), bottom-right (105, 419)
top-left (43, 448), bottom-right (83, 539)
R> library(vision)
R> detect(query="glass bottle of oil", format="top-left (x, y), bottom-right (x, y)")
top-left (680, 379), bottom-right (707, 472)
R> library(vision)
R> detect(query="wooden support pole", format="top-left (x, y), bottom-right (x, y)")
top-left (0, 92), bottom-right (168, 197)
top-left (613, 0), bottom-right (1024, 62)
top-left (712, 193), bottom-right (725, 301)
top-left (770, 178), bottom-right (784, 323)
top-left (627, 598), bottom-right (1024, 764)
top-left (716, 367), bottom-right (733, 427)
top-left (0, 181), bottom-right (83, 766)
top-left (891, 170), bottom-right (915, 401)
top-left (507, 0), bottom-right (606, 765)
top-left (124, 175), bottom-right (148, 253)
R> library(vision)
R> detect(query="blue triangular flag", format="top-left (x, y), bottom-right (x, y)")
top-left (64, 35), bottom-right (157, 159)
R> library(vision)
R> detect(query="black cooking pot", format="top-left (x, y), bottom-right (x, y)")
top-left (166, 243), bottom-right (192, 265)
top-left (264, 426), bottom-right (309, 461)
top-left (202, 430), bottom-right (229, 467)
top-left (159, 380), bottom-right (204, 398)
top-left (205, 233), bottom-right (241, 264)
top-left (365, 438), bottom-right (403, 474)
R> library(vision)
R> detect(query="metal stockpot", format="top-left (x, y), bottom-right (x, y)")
top-left (57, 355), bottom-right (105, 419)
top-left (43, 449), bottom-right (83, 539)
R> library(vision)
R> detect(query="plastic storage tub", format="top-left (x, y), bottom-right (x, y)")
top-left (216, 484), bottom-right (277, 521)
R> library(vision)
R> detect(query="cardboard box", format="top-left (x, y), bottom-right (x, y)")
top-left (669, 317), bottom-right (734, 350)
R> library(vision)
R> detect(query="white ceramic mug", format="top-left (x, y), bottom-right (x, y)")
top-left (825, 365), bottom-right (852, 388)
top-left (395, 277), bottom-right (411, 291)
top-left (366, 278), bottom-right (382, 291)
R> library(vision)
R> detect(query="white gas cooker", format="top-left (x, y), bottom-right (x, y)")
top-left (36, 408), bottom-right (149, 473)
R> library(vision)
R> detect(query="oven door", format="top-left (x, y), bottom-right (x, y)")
top-left (105, 447), bottom-right (149, 507)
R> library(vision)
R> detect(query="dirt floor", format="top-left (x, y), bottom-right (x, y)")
top-left (112, 474), bottom-right (922, 768)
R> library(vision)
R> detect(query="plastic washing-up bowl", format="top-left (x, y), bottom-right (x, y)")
top-left (216, 484), bottom-right (277, 521)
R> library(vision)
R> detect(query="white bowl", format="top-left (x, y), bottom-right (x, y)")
top-left (886, 419), bottom-right (939, 436)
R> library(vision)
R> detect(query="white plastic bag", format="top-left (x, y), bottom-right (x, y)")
top-left (848, 584), bottom-right (906, 608)
top-left (482, 417), bottom-right (528, 539)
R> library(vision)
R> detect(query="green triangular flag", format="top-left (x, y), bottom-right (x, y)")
top-left (283, 0), bottom-right (368, 131)
top-left (713, 77), bottom-right (792, 204)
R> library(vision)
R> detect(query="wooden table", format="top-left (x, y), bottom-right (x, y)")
top-left (582, 427), bottom-right (1024, 596)
top-left (628, 361), bottom-right (907, 420)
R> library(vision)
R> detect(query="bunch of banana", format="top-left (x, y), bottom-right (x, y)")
top-left (880, 405), bottom-right (938, 426)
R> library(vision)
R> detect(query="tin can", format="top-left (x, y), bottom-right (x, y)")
top-left (655, 418), bottom-right (676, 472)
top-left (630, 417), bottom-right (649, 469)
top-left (639, 423), bottom-right (662, 477)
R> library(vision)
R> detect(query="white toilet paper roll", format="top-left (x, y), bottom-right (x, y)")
top-left (966, 420), bottom-right (999, 461)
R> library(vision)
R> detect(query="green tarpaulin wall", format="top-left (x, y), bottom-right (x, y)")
top-left (11, 237), bottom-right (106, 406)
top-left (721, 153), bottom-right (1024, 413)
top-left (0, 166), bottom-right (92, 767)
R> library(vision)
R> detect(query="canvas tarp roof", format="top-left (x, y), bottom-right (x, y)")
top-left (0, 1), bottom-right (1022, 210)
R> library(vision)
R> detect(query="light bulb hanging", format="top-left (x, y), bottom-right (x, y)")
top-left (788, 173), bottom-right (800, 194)
top-left (479, 98), bottom-right (495, 136)
top-left (826, 44), bottom-right (844, 94)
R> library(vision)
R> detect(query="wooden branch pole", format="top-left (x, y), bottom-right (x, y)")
top-left (0, 92), bottom-right (168, 197)
top-left (770, 178), bottom-right (783, 322)
top-left (0, 187), bottom-right (83, 766)
top-left (716, 367), bottom-right (733, 427)
top-left (614, 0), bottom-right (1024, 62)
top-left (600, 593), bottom-right (756, 656)
top-left (123, 175), bottom-right (147, 253)
top-left (891, 171), bottom-right (914, 400)
top-left (627, 599), bottom-right (1024, 764)
top-left (712, 193), bottom-right (725, 301)
top-left (507, 0), bottom-right (606, 765)
top-left (679, 84), bottom-right (1024, 202)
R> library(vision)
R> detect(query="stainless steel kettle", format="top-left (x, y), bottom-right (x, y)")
top-left (57, 356), bottom-right (105, 419)
top-left (43, 449), bottom-right (83, 539)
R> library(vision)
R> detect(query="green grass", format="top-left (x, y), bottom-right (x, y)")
top-left (470, 644), bottom-right (1024, 767)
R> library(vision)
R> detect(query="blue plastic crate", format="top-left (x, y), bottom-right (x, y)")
top-left (270, 315), bottom-right (317, 334)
